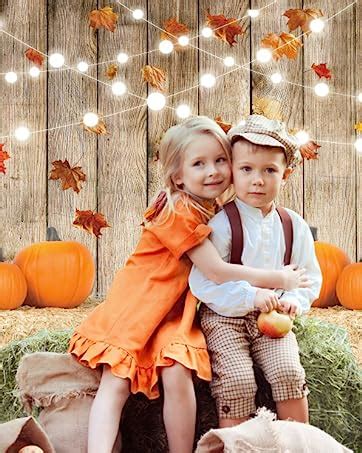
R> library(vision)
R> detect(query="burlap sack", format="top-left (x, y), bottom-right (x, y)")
top-left (16, 352), bottom-right (121, 453)
top-left (196, 408), bottom-right (353, 453)
top-left (0, 416), bottom-right (55, 453)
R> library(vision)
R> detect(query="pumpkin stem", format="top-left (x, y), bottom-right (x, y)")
top-left (310, 227), bottom-right (318, 241)
top-left (0, 248), bottom-right (3, 262)
top-left (46, 227), bottom-right (61, 241)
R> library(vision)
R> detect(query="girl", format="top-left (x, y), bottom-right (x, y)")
top-left (68, 116), bottom-right (307, 453)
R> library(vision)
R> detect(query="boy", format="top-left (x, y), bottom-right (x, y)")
top-left (189, 114), bottom-right (322, 428)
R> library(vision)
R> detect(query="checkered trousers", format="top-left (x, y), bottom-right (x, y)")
top-left (200, 305), bottom-right (309, 419)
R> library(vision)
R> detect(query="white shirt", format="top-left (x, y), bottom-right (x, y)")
top-left (189, 198), bottom-right (322, 317)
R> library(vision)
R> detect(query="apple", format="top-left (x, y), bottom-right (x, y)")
top-left (257, 310), bottom-right (293, 338)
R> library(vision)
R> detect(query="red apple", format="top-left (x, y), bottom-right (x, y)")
top-left (257, 310), bottom-right (293, 338)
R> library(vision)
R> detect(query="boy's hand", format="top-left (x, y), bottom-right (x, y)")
top-left (254, 289), bottom-right (279, 313)
top-left (281, 264), bottom-right (310, 290)
top-left (278, 299), bottom-right (300, 319)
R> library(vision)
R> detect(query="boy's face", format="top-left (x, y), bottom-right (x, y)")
top-left (232, 139), bottom-right (292, 215)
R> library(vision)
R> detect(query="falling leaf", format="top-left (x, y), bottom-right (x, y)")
top-left (355, 123), bottom-right (362, 132)
top-left (252, 97), bottom-right (283, 121)
top-left (261, 32), bottom-right (302, 60)
top-left (106, 64), bottom-right (118, 80)
top-left (311, 63), bottom-right (332, 79)
top-left (89, 6), bottom-right (118, 32)
top-left (299, 141), bottom-right (320, 160)
top-left (206, 11), bottom-right (244, 46)
top-left (0, 144), bottom-right (10, 175)
top-left (283, 8), bottom-right (323, 34)
top-left (24, 48), bottom-right (44, 67)
top-left (215, 116), bottom-right (233, 133)
top-left (49, 160), bottom-right (86, 193)
top-left (161, 18), bottom-right (190, 48)
top-left (141, 65), bottom-right (167, 91)
top-left (83, 120), bottom-right (108, 135)
top-left (73, 209), bottom-right (110, 238)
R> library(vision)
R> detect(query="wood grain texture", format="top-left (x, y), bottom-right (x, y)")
top-left (357, 1), bottom-right (361, 261)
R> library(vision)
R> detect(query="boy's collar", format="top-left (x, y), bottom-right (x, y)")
top-left (234, 197), bottom-right (276, 218)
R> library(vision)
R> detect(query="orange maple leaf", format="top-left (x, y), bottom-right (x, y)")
top-left (73, 209), bottom-right (110, 238)
top-left (161, 18), bottom-right (190, 48)
top-left (89, 6), bottom-right (118, 32)
top-left (49, 160), bottom-right (86, 193)
top-left (283, 8), bottom-right (323, 34)
top-left (141, 65), bottom-right (167, 91)
top-left (299, 141), bottom-right (320, 160)
top-left (106, 64), bottom-right (118, 80)
top-left (252, 97), bottom-right (283, 121)
top-left (261, 32), bottom-right (302, 60)
top-left (355, 122), bottom-right (362, 132)
top-left (215, 116), bottom-right (233, 134)
top-left (83, 120), bottom-right (108, 135)
top-left (311, 63), bottom-right (332, 79)
top-left (24, 48), bottom-right (44, 67)
top-left (0, 144), bottom-right (10, 175)
top-left (206, 11), bottom-right (244, 46)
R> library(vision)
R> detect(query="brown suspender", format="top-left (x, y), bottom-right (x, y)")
top-left (223, 201), bottom-right (293, 265)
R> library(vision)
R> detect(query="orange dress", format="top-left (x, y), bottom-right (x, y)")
top-left (68, 195), bottom-right (214, 399)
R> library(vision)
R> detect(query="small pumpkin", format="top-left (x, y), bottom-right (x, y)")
top-left (13, 227), bottom-right (95, 308)
top-left (310, 228), bottom-right (351, 308)
top-left (336, 260), bottom-right (362, 310)
top-left (0, 248), bottom-right (27, 310)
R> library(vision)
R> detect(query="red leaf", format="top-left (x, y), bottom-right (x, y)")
top-left (206, 11), bottom-right (244, 46)
top-left (24, 48), bottom-right (44, 67)
top-left (300, 141), bottom-right (320, 160)
top-left (73, 209), bottom-right (110, 238)
top-left (311, 63), bottom-right (332, 79)
top-left (0, 144), bottom-right (10, 175)
top-left (49, 160), bottom-right (86, 193)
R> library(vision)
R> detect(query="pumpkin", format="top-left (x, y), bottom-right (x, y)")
top-left (336, 261), bottom-right (362, 310)
top-left (13, 227), bottom-right (95, 308)
top-left (0, 249), bottom-right (27, 310)
top-left (310, 228), bottom-right (351, 308)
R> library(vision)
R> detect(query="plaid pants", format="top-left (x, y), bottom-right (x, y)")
top-left (200, 305), bottom-right (309, 419)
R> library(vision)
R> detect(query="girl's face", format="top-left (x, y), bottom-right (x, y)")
top-left (174, 134), bottom-right (231, 200)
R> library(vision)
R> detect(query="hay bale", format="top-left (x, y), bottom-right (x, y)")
top-left (1, 317), bottom-right (361, 451)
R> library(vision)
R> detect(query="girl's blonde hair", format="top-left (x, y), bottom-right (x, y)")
top-left (144, 116), bottom-right (234, 225)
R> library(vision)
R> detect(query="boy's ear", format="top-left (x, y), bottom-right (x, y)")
top-left (282, 167), bottom-right (293, 182)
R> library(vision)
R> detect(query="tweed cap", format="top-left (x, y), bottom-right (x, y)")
top-left (228, 114), bottom-right (302, 168)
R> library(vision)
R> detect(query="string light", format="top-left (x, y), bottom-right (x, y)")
top-left (248, 9), bottom-right (260, 18)
top-left (83, 112), bottom-right (99, 127)
top-left (111, 81), bottom-right (127, 96)
top-left (159, 40), bottom-right (173, 54)
top-left (310, 18), bottom-right (325, 33)
top-left (201, 27), bottom-right (213, 38)
top-left (223, 56), bottom-right (235, 67)
top-left (132, 9), bottom-right (144, 20)
top-left (29, 67), bottom-right (40, 78)
top-left (14, 126), bottom-right (30, 142)
top-left (200, 73), bottom-right (216, 88)
top-left (355, 138), bottom-right (362, 153)
top-left (147, 92), bottom-right (166, 111)
top-left (117, 52), bottom-right (129, 64)
top-left (314, 82), bottom-right (329, 97)
top-left (178, 35), bottom-right (189, 47)
top-left (358, 93), bottom-right (362, 102)
top-left (270, 72), bottom-right (283, 84)
top-left (77, 61), bottom-right (89, 72)
top-left (295, 130), bottom-right (310, 145)
top-left (49, 53), bottom-right (65, 68)
top-left (176, 104), bottom-right (191, 119)
top-left (5, 71), bottom-right (17, 83)
top-left (256, 48), bottom-right (272, 63)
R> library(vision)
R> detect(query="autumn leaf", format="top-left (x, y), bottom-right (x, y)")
top-left (299, 141), bottom-right (320, 160)
top-left (252, 97), bottom-right (283, 121)
top-left (49, 160), bottom-right (86, 193)
top-left (206, 11), bottom-right (244, 46)
top-left (0, 144), bottom-right (10, 175)
top-left (106, 64), bottom-right (118, 80)
top-left (73, 209), bottom-right (110, 238)
top-left (161, 18), bottom-right (190, 48)
top-left (83, 120), bottom-right (108, 135)
top-left (141, 65), bottom-right (167, 91)
top-left (24, 48), bottom-right (44, 67)
top-left (311, 63), bottom-right (332, 79)
top-left (89, 6), bottom-right (118, 32)
top-left (215, 116), bottom-right (233, 134)
top-left (261, 32), bottom-right (302, 60)
top-left (283, 8), bottom-right (323, 34)
top-left (355, 123), bottom-right (362, 132)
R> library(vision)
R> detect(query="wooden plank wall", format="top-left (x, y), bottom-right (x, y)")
top-left (0, 0), bottom-right (360, 298)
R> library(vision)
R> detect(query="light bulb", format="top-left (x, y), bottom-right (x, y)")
top-left (357, 93), bottom-right (362, 102)
top-left (201, 27), bottom-right (213, 38)
top-left (5, 72), bottom-right (17, 83)
top-left (310, 18), bottom-right (325, 33)
top-left (295, 130), bottom-right (310, 145)
top-left (176, 104), bottom-right (191, 119)
top-left (354, 138), bottom-right (362, 153)
top-left (77, 61), bottom-right (89, 72)
top-left (14, 126), bottom-right (30, 142)
top-left (112, 81), bottom-right (127, 96)
top-left (256, 48), bottom-right (272, 63)
top-left (200, 74), bottom-right (216, 88)
top-left (314, 82), bottom-right (329, 97)
top-left (223, 56), bottom-right (235, 67)
top-left (117, 52), bottom-right (129, 64)
top-left (270, 72), bottom-right (283, 84)
top-left (159, 40), bottom-right (174, 54)
top-left (49, 53), bottom-right (65, 68)
top-left (147, 92), bottom-right (166, 111)
top-left (29, 67), bottom-right (40, 78)
top-left (248, 9), bottom-right (259, 18)
top-left (178, 36), bottom-right (189, 46)
top-left (83, 112), bottom-right (99, 127)
top-left (132, 9), bottom-right (144, 20)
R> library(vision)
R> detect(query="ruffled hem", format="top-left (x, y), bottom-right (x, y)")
top-left (68, 332), bottom-right (212, 399)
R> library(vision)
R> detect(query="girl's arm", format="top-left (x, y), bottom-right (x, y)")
top-left (187, 238), bottom-right (305, 290)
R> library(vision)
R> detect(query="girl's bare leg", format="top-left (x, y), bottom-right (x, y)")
top-left (161, 363), bottom-right (196, 453)
top-left (88, 365), bottom-right (130, 453)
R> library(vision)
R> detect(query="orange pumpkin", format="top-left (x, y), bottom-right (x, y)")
top-left (0, 253), bottom-right (27, 309)
top-left (336, 261), bottom-right (362, 310)
top-left (13, 227), bottom-right (95, 308)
